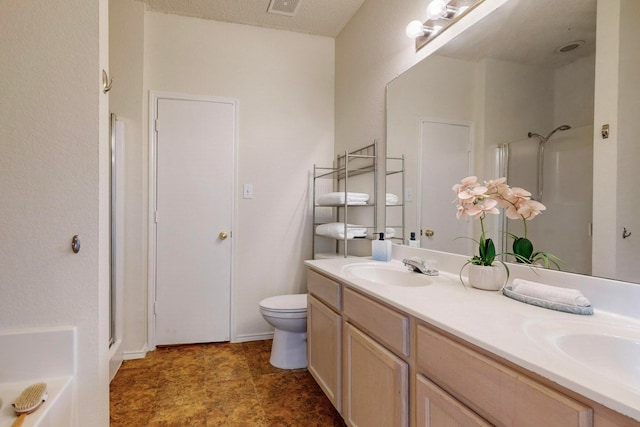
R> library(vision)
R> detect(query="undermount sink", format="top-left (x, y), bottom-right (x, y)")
top-left (524, 318), bottom-right (640, 390)
top-left (342, 262), bottom-right (432, 287)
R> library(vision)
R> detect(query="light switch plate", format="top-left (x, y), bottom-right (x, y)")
top-left (243, 184), bottom-right (253, 199)
top-left (406, 188), bottom-right (413, 202)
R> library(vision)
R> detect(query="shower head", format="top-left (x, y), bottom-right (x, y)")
top-left (547, 125), bottom-right (571, 139)
top-left (527, 125), bottom-right (571, 143)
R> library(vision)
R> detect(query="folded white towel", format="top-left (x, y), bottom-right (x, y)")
top-left (317, 192), bottom-right (370, 205)
top-left (369, 228), bottom-right (396, 239)
top-left (511, 279), bottom-right (591, 307)
top-left (316, 223), bottom-right (368, 239)
top-left (386, 193), bottom-right (399, 205)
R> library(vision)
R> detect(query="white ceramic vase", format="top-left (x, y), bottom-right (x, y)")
top-left (468, 264), bottom-right (505, 291)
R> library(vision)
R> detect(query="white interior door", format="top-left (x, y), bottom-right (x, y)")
top-left (154, 96), bottom-right (234, 345)
top-left (419, 120), bottom-right (472, 254)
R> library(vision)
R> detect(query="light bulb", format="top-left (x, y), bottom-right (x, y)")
top-left (405, 20), bottom-right (426, 38)
top-left (426, 0), bottom-right (448, 20)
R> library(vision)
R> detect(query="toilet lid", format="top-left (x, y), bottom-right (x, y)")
top-left (259, 294), bottom-right (307, 311)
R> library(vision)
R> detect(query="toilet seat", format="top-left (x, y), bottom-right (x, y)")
top-left (259, 294), bottom-right (307, 313)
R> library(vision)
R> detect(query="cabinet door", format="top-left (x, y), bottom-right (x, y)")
top-left (308, 295), bottom-right (342, 412)
top-left (344, 322), bottom-right (408, 427)
top-left (416, 374), bottom-right (491, 427)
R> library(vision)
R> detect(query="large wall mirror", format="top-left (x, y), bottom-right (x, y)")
top-left (386, 0), bottom-right (640, 284)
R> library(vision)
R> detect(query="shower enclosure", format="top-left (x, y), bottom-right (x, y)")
top-left (499, 124), bottom-right (594, 275)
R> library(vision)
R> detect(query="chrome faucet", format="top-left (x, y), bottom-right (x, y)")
top-left (402, 257), bottom-right (439, 276)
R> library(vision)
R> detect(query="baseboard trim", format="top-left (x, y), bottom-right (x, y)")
top-left (232, 332), bottom-right (274, 343)
top-left (123, 346), bottom-right (148, 360)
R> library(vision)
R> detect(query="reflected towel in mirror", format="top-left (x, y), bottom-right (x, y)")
top-left (316, 223), bottom-right (368, 239)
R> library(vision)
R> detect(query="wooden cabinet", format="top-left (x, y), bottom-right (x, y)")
top-left (416, 374), bottom-right (491, 427)
top-left (306, 266), bottom-right (637, 427)
top-left (307, 270), bottom-right (343, 412)
top-left (416, 323), bottom-right (593, 427)
top-left (308, 294), bottom-right (342, 411)
top-left (344, 322), bottom-right (409, 427)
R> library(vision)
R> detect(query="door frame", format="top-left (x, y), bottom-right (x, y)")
top-left (147, 90), bottom-right (239, 350)
top-left (416, 117), bottom-right (474, 255)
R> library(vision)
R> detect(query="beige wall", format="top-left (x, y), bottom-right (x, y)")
top-left (0, 0), bottom-right (110, 425)
top-left (335, 0), bottom-right (510, 155)
top-left (144, 13), bottom-right (335, 340)
top-left (110, 9), bottom-right (335, 352)
top-left (335, 0), bottom-right (509, 234)
top-left (592, 0), bottom-right (620, 278)
top-left (615, 0), bottom-right (640, 282)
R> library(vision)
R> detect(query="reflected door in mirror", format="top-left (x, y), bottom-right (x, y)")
top-left (419, 120), bottom-right (472, 255)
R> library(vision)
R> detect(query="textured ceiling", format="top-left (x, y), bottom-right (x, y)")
top-left (438, 0), bottom-right (597, 68)
top-left (139, 0), bottom-right (367, 37)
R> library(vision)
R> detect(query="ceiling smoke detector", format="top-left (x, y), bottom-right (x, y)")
top-left (267, 0), bottom-right (301, 17)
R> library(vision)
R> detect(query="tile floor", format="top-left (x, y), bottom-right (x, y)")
top-left (110, 340), bottom-right (346, 426)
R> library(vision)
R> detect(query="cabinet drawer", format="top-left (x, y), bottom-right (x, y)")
top-left (343, 287), bottom-right (410, 357)
top-left (307, 269), bottom-right (341, 310)
top-left (416, 324), bottom-right (592, 427)
top-left (416, 374), bottom-right (491, 427)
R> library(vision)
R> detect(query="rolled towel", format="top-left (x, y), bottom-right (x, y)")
top-left (386, 193), bottom-right (399, 205)
top-left (511, 279), bottom-right (591, 307)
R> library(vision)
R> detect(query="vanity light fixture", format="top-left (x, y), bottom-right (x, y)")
top-left (406, 0), bottom-right (485, 52)
top-left (426, 0), bottom-right (457, 20)
top-left (405, 20), bottom-right (441, 38)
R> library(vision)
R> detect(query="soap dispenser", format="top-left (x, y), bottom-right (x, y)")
top-left (408, 232), bottom-right (419, 248)
top-left (372, 232), bottom-right (392, 262)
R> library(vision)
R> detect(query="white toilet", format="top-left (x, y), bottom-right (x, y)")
top-left (259, 293), bottom-right (308, 369)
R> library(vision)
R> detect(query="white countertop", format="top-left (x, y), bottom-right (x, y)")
top-left (305, 256), bottom-right (640, 422)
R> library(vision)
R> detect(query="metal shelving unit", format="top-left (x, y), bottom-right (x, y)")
top-left (312, 142), bottom-right (377, 259)
top-left (386, 154), bottom-right (405, 244)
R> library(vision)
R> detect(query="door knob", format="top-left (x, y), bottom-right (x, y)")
top-left (424, 229), bottom-right (435, 237)
top-left (219, 232), bottom-right (228, 240)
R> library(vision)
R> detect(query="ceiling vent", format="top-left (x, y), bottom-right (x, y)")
top-left (267, 0), bottom-right (301, 17)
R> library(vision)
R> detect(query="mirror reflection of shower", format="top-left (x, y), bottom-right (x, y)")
top-left (500, 124), bottom-right (594, 276)
top-left (527, 125), bottom-right (571, 202)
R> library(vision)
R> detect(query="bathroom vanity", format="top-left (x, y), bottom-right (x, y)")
top-left (305, 257), bottom-right (640, 427)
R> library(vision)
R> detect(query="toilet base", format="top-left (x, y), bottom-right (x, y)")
top-left (269, 329), bottom-right (307, 369)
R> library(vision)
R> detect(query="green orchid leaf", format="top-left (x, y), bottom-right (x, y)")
top-left (483, 238), bottom-right (496, 266)
top-left (513, 237), bottom-right (534, 262)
